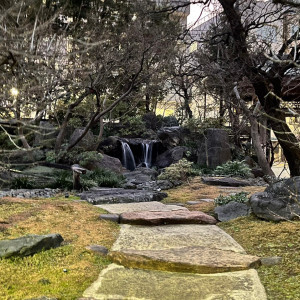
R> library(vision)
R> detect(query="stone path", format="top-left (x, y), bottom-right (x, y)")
top-left (82, 201), bottom-right (267, 300)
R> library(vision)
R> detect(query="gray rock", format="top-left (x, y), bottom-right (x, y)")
top-left (197, 128), bottom-right (231, 168)
top-left (0, 233), bottom-right (64, 258)
top-left (215, 202), bottom-right (250, 222)
top-left (260, 256), bottom-right (282, 266)
top-left (34, 120), bottom-right (57, 148)
top-left (69, 128), bottom-right (95, 151)
top-left (99, 214), bottom-right (120, 223)
top-left (85, 154), bottom-right (123, 174)
top-left (154, 146), bottom-right (187, 168)
top-left (86, 245), bottom-right (109, 256)
top-left (202, 177), bottom-right (250, 187)
top-left (157, 126), bottom-right (183, 149)
top-left (250, 177), bottom-right (300, 221)
top-left (124, 167), bottom-right (158, 186)
top-left (80, 188), bottom-right (167, 205)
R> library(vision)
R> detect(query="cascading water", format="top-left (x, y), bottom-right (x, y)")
top-left (141, 142), bottom-right (153, 168)
top-left (121, 141), bottom-right (136, 171)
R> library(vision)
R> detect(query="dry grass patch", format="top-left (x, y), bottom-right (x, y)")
top-left (163, 176), bottom-right (265, 213)
top-left (219, 217), bottom-right (300, 300)
top-left (0, 195), bottom-right (119, 300)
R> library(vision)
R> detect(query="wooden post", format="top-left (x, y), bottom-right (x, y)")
top-left (71, 164), bottom-right (87, 190)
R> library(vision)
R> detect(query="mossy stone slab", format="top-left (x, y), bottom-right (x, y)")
top-left (96, 201), bottom-right (187, 214)
top-left (112, 224), bottom-right (245, 253)
top-left (83, 264), bottom-right (267, 300)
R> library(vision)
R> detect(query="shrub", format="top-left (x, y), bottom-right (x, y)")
top-left (50, 168), bottom-right (124, 190)
top-left (78, 151), bottom-right (103, 167)
top-left (11, 176), bottom-right (35, 189)
top-left (158, 158), bottom-right (193, 183)
top-left (46, 150), bottom-right (56, 163)
top-left (214, 191), bottom-right (249, 206)
top-left (214, 160), bottom-right (251, 178)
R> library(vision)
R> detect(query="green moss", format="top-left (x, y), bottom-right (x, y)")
top-left (219, 217), bottom-right (300, 300)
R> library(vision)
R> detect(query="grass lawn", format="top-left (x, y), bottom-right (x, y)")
top-left (0, 195), bottom-right (119, 300)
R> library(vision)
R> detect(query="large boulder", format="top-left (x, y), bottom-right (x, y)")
top-left (250, 177), bottom-right (300, 221)
top-left (69, 128), bottom-right (95, 151)
top-left (157, 127), bottom-right (184, 149)
top-left (0, 234), bottom-right (64, 258)
top-left (154, 146), bottom-right (187, 168)
top-left (85, 154), bottom-right (123, 174)
top-left (215, 202), bottom-right (250, 222)
top-left (197, 128), bottom-right (231, 168)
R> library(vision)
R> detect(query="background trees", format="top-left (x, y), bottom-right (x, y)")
top-left (0, 0), bottom-right (181, 153)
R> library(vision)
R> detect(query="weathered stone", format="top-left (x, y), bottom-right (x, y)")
top-left (96, 201), bottom-right (187, 214)
top-left (260, 256), bottom-right (282, 266)
top-left (86, 245), bottom-right (109, 256)
top-left (187, 199), bottom-right (214, 204)
top-left (109, 246), bottom-right (260, 273)
top-left (112, 224), bottom-right (246, 253)
top-left (154, 146), bottom-right (187, 168)
top-left (123, 167), bottom-right (158, 186)
top-left (120, 210), bottom-right (217, 226)
top-left (80, 188), bottom-right (167, 205)
top-left (157, 126), bottom-right (183, 149)
top-left (197, 128), bottom-right (231, 168)
top-left (69, 128), bottom-right (95, 151)
top-left (0, 234), bottom-right (63, 258)
top-left (109, 224), bottom-right (261, 274)
top-left (99, 214), bottom-right (120, 223)
top-left (250, 177), bottom-right (300, 221)
top-left (85, 154), bottom-right (123, 174)
top-left (202, 177), bottom-right (251, 187)
top-left (215, 202), bottom-right (250, 222)
top-left (83, 264), bottom-right (267, 300)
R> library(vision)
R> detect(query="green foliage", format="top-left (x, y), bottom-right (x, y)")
top-left (190, 164), bottom-right (214, 176)
top-left (10, 176), bottom-right (35, 189)
top-left (119, 116), bottom-right (147, 137)
top-left (184, 117), bottom-right (224, 134)
top-left (214, 191), bottom-right (250, 206)
top-left (83, 169), bottom-right (125, 188)
top-left (158, 158), bottom-right (193, 183)
top-left (78, 151), bottom-right (103, 167)
top-left (51, 168), bottom-right (124, 190)
top-left (162, 115), bottom-right (179, 127)
top-left (45, 150), bottom-right (56, 163)
top-left (214, 160), bottom-right (251, 178)
top-left (51, 171), bottom-right (73, 190)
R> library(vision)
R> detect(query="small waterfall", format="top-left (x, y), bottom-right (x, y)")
top-left (141, 142), bottom-right (153, 168)
top-left (121, 141), bottom-right (136, 171)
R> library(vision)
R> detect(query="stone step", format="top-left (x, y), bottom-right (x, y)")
top-left (96, 201), bottom-right (187, 214)
top-left (109, 224), bottom-right (260, 274)
top-left (119, 210), bottom-right (217, 226)
top-left (109, 246), bottom-right (260, 274)
top-left (82, 264), bottom-right (267, 300)
top-left (80, 188), bottom-right (167, 205)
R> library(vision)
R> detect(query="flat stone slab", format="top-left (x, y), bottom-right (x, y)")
top-left (119, 210), bottom-right (217, 225)
top-left (96, 201), bottom-right (187, 214)
top-left (0, 234), bottom-right (63, 258)
top-left (83, 264), bottom-right (267, 300)
top-left (202, 177), bottom-right (250, 187)
top-left (109, 246), bottom-right (260, 273)
top-left (112, 224), bottom-right (245, 253)
top-left (80, 188), bottom-right (167, 205)
top-left (109, 224), bottom-right (260, 273)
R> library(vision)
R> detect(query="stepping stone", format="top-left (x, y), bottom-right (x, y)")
top-left (83, 264), bottom-right (267, 300)
top-left (119, 210), bottom-right (217, 226)
top-left (109, 224), bottom-right (260, 273)
top-left (202, 177), bottom-right (250, 187)
top-left (80, 188), bottom-right (167, 205)
top-left (96, 201), bottom-right (187, 214)
top-left (109, 246), bottom-right (260, 274)
top-left (186, 199), bottom-right (214, 205)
